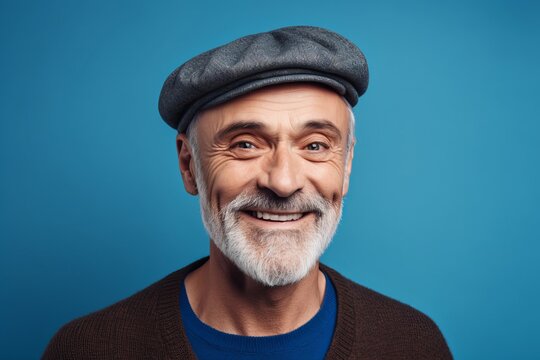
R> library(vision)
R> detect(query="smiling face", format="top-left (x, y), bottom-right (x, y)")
top-left (177, 83), bottom-right (355, 287)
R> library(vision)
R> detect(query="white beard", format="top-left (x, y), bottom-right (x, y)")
top-left (196, 180), bottom-right (343, 287)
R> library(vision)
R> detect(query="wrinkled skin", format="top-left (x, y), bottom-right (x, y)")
top-left (176, 83), bottom-right (355, 336)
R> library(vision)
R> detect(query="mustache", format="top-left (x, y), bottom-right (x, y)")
top-left (222, 189), bottom-right (333, 217)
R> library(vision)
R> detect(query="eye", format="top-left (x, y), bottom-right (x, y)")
top-left (233, 141), bottom-right (256, 149)
top-left (305, 142), bottom-right (327, 151)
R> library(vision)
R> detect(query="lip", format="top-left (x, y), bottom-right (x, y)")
top-left (238, 210), bottom-right (315, 228)
top-left (242, 208), bottom-right (307, 215)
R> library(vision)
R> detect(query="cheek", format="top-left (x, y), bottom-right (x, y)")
top-left (201, 154), bottom-right (346, 207)
top-left (305, 162), bottom-right (346, 201)
top-left (203, 158), bottom-right (261, 208)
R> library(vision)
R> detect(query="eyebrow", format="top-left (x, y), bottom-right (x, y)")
top-left (302, 119), bottom-right (343, 142)
top-left (214, 119), bottom-right (343, 142)
top-left (214, 121), bottom-right (267, 141)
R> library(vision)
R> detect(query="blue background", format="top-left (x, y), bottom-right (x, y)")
top-left (1, 0), bottom-right (539, 358)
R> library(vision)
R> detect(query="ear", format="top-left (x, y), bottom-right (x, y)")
top-left (342, 140), bottom-right (355, 196)
top-left (176, 133), bottom-right (198, 195)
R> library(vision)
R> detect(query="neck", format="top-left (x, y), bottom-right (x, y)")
top-left (184, 242), bottom-right (326, 336)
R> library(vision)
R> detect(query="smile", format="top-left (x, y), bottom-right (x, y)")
top-left (241, 210), bottom-right (307, 222)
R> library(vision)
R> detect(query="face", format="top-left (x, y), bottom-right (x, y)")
top-left (178, 83), bottom-right (354, 287)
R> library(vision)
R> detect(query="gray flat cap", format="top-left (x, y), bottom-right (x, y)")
top-left (158, 25), bottom-right (369, 132)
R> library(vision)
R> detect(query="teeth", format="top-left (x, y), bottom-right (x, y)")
top-left (253, 211), bottom-right (303, 222)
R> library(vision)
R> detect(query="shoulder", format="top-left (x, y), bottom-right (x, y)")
top-left (322, 264), bottom-right (453, 359)
top-left (42, 259), bottom-right (206, 359)
top-left (42, 276), bottom-right (167, 359)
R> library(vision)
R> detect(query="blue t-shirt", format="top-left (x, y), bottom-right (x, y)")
top-left (179, 272), bottom-right (337, 360)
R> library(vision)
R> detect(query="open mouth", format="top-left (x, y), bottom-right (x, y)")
top-left (242, 210), bottom-right (307, 222)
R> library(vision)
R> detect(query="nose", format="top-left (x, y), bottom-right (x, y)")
top-left (257, 143), bottom-right (304, 198)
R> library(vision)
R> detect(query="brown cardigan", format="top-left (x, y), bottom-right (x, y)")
top-left (42, 258), bottom-right (453, 359)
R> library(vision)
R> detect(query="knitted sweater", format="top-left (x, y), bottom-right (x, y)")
top-left (42, 258), bottom-right (453, 359)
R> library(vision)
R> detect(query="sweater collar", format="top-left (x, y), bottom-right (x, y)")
top-left (155, 257), bottom-right (356, 359)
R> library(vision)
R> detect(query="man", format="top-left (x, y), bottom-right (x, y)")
top-left (43, 26), bottom-right (452, 359)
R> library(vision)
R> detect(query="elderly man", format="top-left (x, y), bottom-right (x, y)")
top-left (43, 26), bottom-right (452, 359)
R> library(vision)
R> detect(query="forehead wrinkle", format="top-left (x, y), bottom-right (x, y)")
top-left (206, 87), bottom-right (349, 144)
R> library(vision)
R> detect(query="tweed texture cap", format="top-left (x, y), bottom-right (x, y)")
top-left (158, 25), bottom-right (369, 133)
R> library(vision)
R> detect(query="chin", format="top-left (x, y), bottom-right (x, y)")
top-left (214, 225), bottom-right (330, 287)
top-left (200, 187), bottom-right (343, 287)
